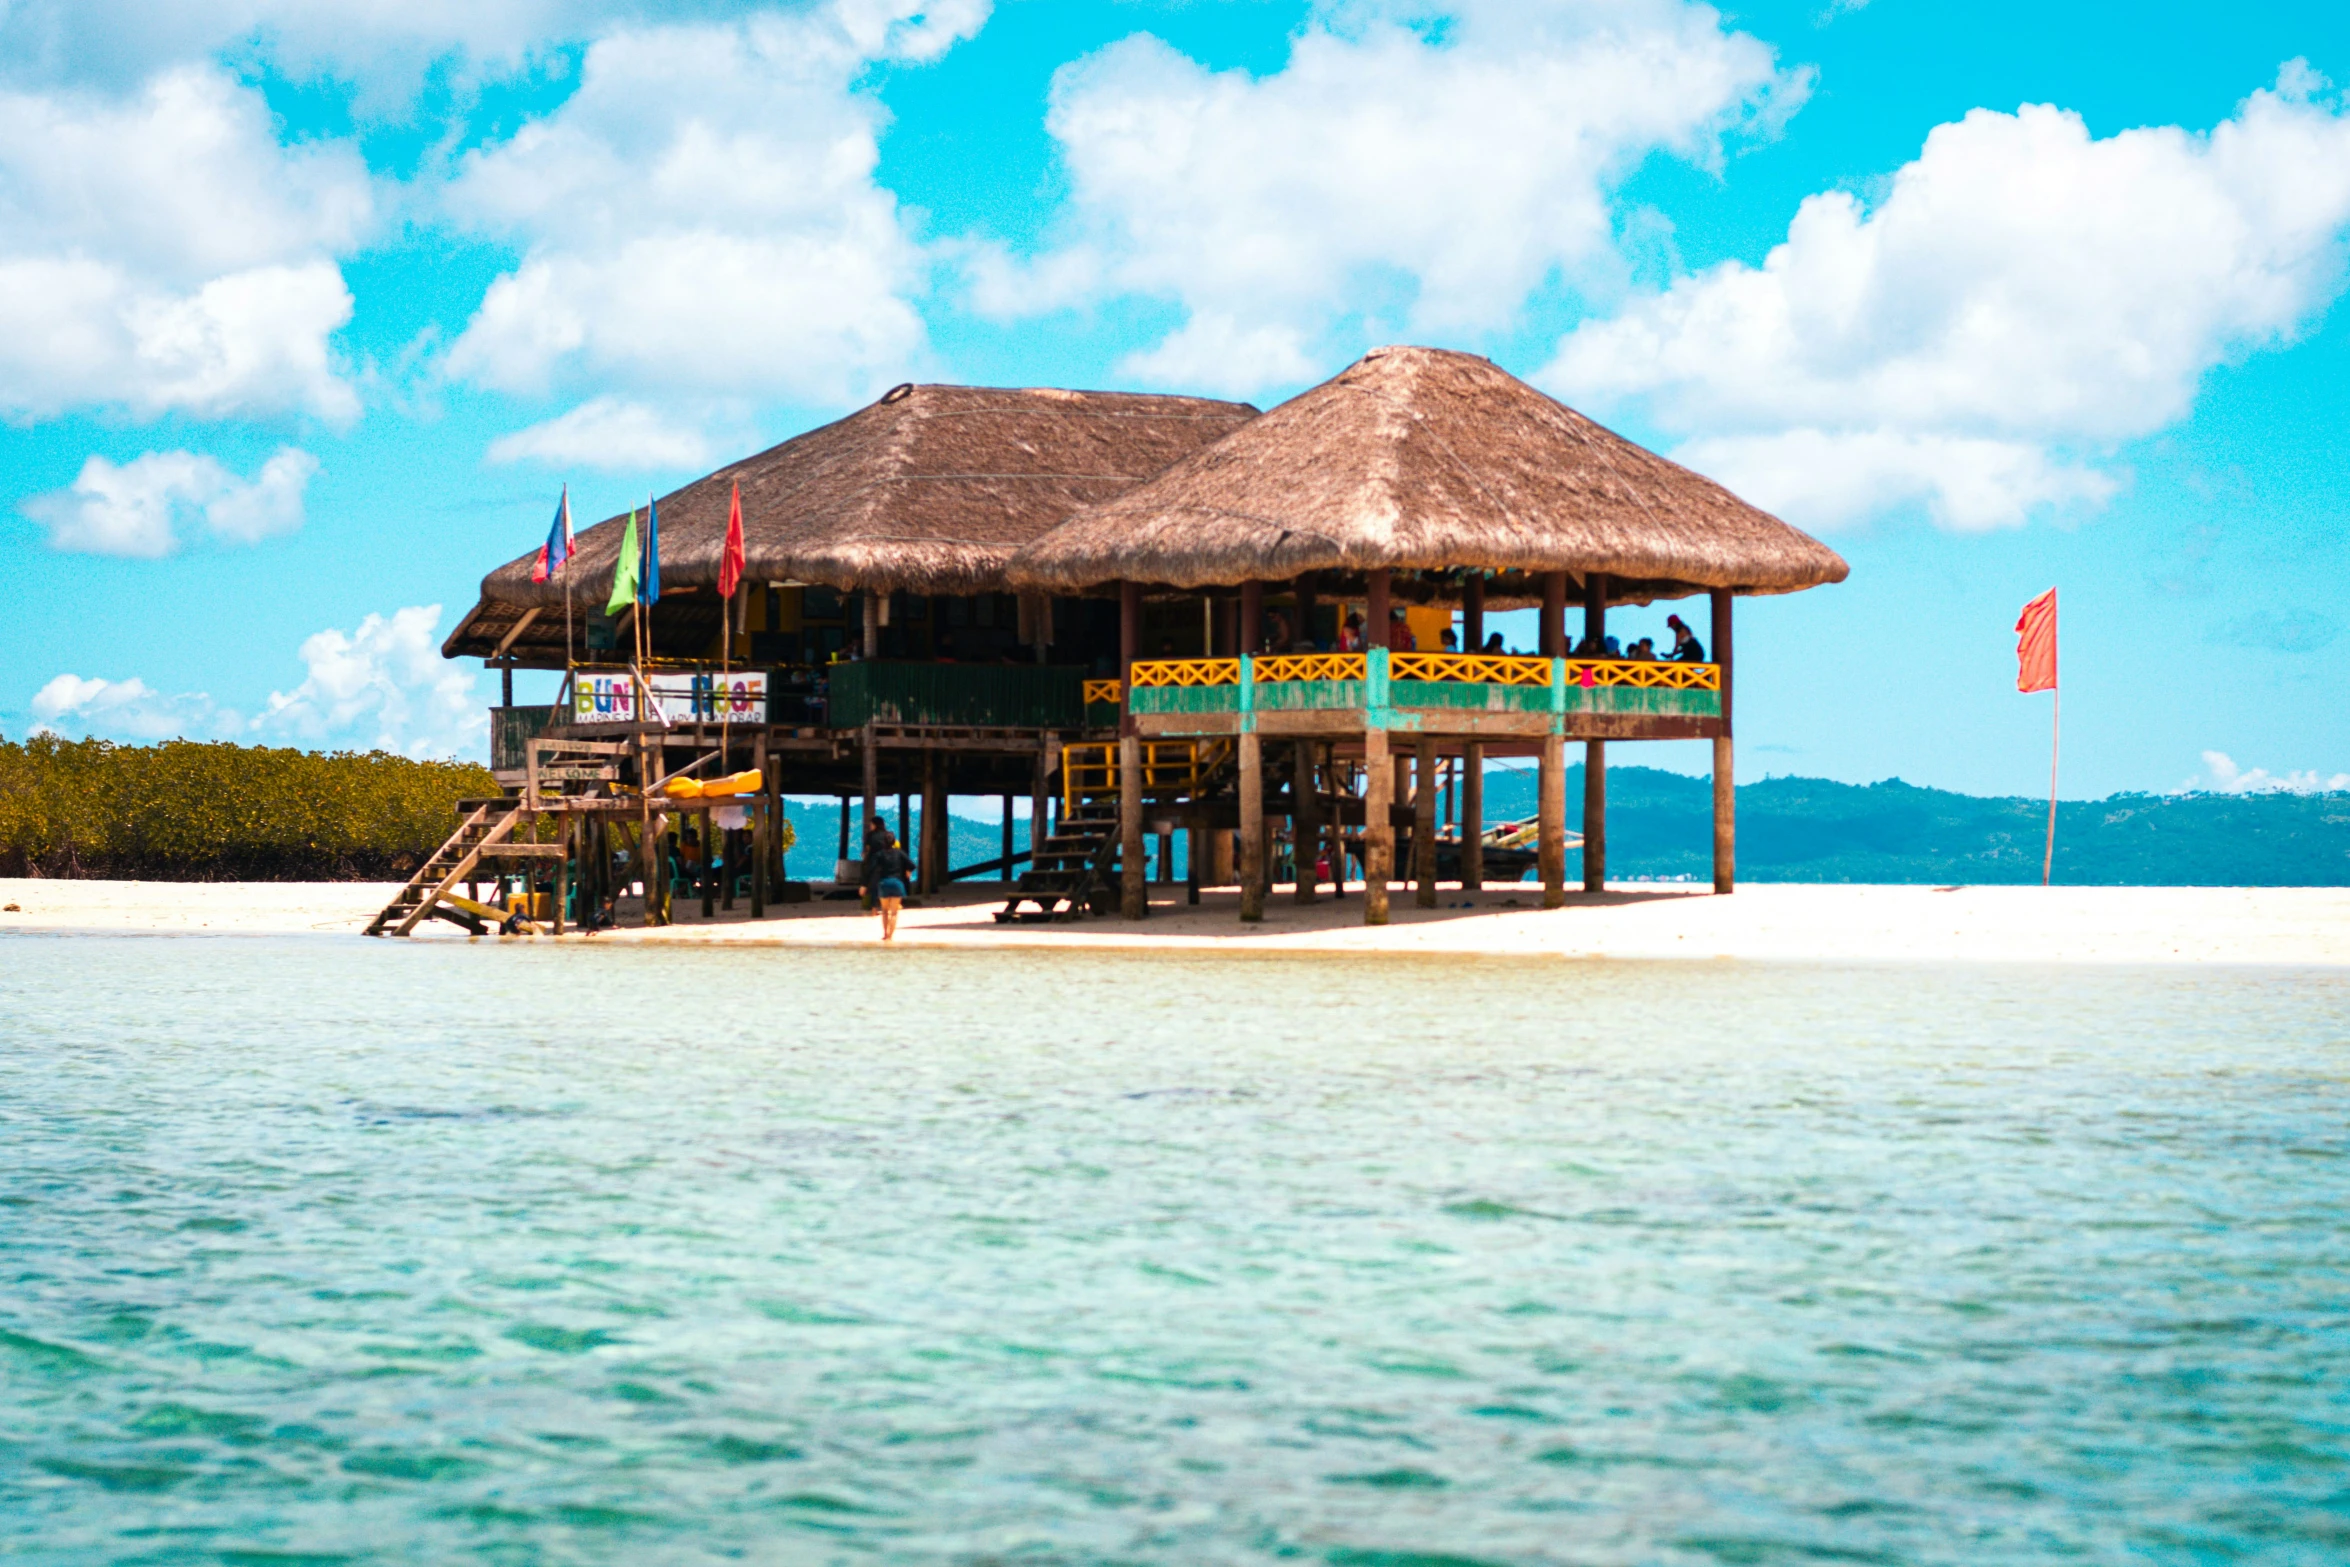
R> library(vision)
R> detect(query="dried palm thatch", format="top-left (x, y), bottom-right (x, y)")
top-left (1005, 346), bottom-right (1847, 605)
top-left (467, 383), bottom-right (1258, 620)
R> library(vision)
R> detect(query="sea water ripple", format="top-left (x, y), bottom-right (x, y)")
top-left (1, 936), bottom-right (2346, 1564)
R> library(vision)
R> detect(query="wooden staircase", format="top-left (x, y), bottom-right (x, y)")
top-left (365, 800), bottom-right (558, 938)
top-left (993, 800), bottom-right (1122, 921)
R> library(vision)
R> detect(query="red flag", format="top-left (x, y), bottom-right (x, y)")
top-left (2015, 588), bottom-right (2057, 693)
top-left (718, 480), bottom-right (746, 601)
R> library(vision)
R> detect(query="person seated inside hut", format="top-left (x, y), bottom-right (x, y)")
top-left (1386, 607), bottom-right (1412, 651)
top-left (1667, 614), bottom-right (1706, 662)
top-left (1482, 631), bottom-right (1507, 654)
top-left (1339, 613), bottom-right (1365, 652)
top-left (1626, 637), bottom-right (1656, 661)
top-left (1440, 628), bottom-right (1459, 651)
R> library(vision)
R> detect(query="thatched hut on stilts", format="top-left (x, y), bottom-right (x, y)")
top-left (1005, 346), bottom-right (1848, 926)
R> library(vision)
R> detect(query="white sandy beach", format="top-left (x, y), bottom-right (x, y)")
top-left (3, 877), bottom-right (2345, 965)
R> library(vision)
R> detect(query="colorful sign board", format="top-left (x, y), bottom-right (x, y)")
top-left (573, 672), bottom-right (768, 725)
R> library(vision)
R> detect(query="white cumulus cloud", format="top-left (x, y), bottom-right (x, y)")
top-left (28, 674), bottom-right (239, 741)
top-left (442, 0), bottom-right (987, 405)
top-left (23, 447), bottom-right (319, 557)
top-left (0, 66), bottom-right (369, 421)
top-left (254, 605), bottom-right (486, 758)
top-left (487, 397), bottom-right (715, 470)
top-left (969, 0), bottom-right (1800, 394)
top-left (1546, 65), bottom-right (2350, 530)
top-left (2192, 751), bottom-right (2350, 796)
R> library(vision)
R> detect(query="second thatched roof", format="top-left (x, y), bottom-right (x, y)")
top-left (475, 382), bottom-right (1258, 612)
top-left (1005, 346), bottom-right (1847, 604)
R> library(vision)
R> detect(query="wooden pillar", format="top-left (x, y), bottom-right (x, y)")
top-left (699, 805), bottom-right (715, 918)
top-left (1583, 572), bottom-right (1607, 895)
top-left (1366, 569), bottom-right (1390, 651)
top-left (1583, 740), bottom-right (1607, 894)
top-left (1293, 740), bottom-right (1320, 903)
top-left (1413, 736), bottom-right (1438, 907)
top-left (751, 733), bottom-right (772, 917)
top-left (1238, 731), bottom-right (1265, 921)
top-left (1186, 824), bottom-right (1203, 905)
top-left (1119, 734), bottom-right (1145, 918)
top-left (1322, 746), bottom-right (1346, 900)
top-left (1712, 587), bottom-right (1735, 895)
top-left (895, 758), bottom-right (910, 852)
top-left (501, 661), bottom-right (513, 707)
top-left (1295, 573), bottom-right (1317, 652)
top-left (1240, 580), bottom-right (1263, 654)
top-left (1001, 794), bottom-right (1014, 883)
top-left (638, 733), bottom-right (660, 927)
top-left (860, 723), bottom-right (878, 891)
top-left (1463, 574), bottom-right (1484, 655)
top-left (921, 752), bottom-right (945, 895)
top-left (1461, 744), bottom-right (1484, 893)
top-left (1541, 570), bottom-right (1567, 658)
top-left (1030, 746), bottom-right (1051, 876)
top-left (1363, 728), bottom-right (1392, 925)
top-left (552, 814), bottom-right (570, 935)
top-left (1157, 825), bottom-right (1176, 885)
top-left (836, 796), bottom-right (850, 867)
top-left (1539, 732), bottom-right (1566, 908)
top-left (1210, 827), bottom-right (1235, 887)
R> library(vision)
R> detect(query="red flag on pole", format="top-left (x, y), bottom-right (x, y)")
top-left (718, 480), bottom-right (746, 601)
top-left (2014, 587), bottom-right (2059, 884)
top-left (2015, 587), bottom-right (2057, 693)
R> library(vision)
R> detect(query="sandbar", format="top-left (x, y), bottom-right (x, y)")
top-left (3, 877), bottom-right (2345, 966)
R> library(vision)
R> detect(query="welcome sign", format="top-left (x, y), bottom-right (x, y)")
top-left (573, 672), bottom-right (768, 725)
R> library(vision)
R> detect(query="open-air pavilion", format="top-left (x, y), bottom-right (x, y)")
top-left (1004, 345), bottom-right (1849, 926)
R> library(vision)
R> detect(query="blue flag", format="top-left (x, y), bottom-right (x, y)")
top-left (641, 491), bottom-right (661, 604)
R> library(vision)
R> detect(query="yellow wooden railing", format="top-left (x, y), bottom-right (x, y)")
top-left (1252, 652), bottom-right (1366, 683)
top-left (1082, 679), bottom-right (1122, 706)
top-left (1061, 738), bottom-right (1234, 810)
top-left (1388, 652), bottom-right (1552, 686)
top-left (1564, 659), bottom-right (1720, 691)
top-left (1128, 658), bottom-right (1243, 688)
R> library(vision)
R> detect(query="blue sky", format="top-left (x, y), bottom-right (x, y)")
top-left (3, 0), bottom-right (2347, 799)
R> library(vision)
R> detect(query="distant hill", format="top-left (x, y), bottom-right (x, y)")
top-left (786, 766), bottom-right (2350, 889)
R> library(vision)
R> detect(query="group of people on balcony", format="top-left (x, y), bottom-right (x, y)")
top-left (1257, 607), bottom-right (1707, 663)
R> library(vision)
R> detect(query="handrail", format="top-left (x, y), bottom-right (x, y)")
top-left (1389, 652), bottom-right (1551, 686)
top-left (1060, 738), bottom-right (1233, 811)
top-left (1128, 658), bottom-right (1241, 688)
top-left (1083, 678), bottom-right (1123, 706)
top-left (1565, 659), bottom-right (1720, 691)
top-left (1253, 652), bottom-right (1366, 683)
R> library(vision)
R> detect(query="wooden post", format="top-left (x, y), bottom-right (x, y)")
top-left (1583, 572), bottom-right (1607, 895)
top-left (1542, 570), bottom-right (1567, 658)
top-left (699, 805), bottom-right (715, 919)
top-left (1539, 732), bottom-right (1566, 908)
top-left (751, 731), bottom-right (771, 917)
top-left (1119, 734), bottom-right (1145, 918)
top-left (1030, 745), bottom-right (1051, 877)
top-left (1461, 744), bottom-right (1484, 894)
top-left (638, 733), bottom-right (659, 927)
top-left (1295, 573), bottom-right (1317, 651)
top-left (1712, 587), bottom-right (1735, 894)
top-left (1414, 734), bottom-right (1438, 908)
top-left (863, 590), bottom-right (880, 659)
top-left (1001, 794), bottom-right (1014, 883)
top-left (922, 752), bottom-right (945, 895)
top-left (1293, 740), bottom-right (1320, 903)
top-left (1210, 828), bottom-right (1235, 887)
top-left (836, 796), bottom-right (850, 868)
top-left (1240, 580), bottom-right (1263, 653)
top-left (1186, 824), bottom-right (1203, 905)
top-left (860, 723), bottom-right (878, 898)
top-left (1157, 825), bottom-right (1176, 885)
top-left (1363, 728), bottom-right (1392, 925)
top-left (1366, 569), bottom-right (1390, 651)
top-left (1322, 745), bottom-right (1346, 900)
top-left (552, 814), bottom-right (570, 935)
top-left (1238, 730), bottom-right (1264, 921)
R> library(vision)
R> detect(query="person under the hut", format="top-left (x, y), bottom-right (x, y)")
top-left (1386, 607), bottom-right (1413, 651)
top-left (1440, 628), bottom-right (1459, 651)
top-left (1338, 613), bottom-right (1365, 652)
top-left (1667, 613), bottom-right (1706, 662)
top-left (869, 836), bottom-right (915, 941)
top-left (1482, 631), bottom-right (1507, 654)
top-left (1627, 637), bottom-right (1657, 661)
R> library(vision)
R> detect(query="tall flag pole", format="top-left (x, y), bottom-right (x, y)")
top-left (2015, 588), bottom-right (2059, 886)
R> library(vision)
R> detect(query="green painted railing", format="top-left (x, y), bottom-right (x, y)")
top-left (826, 661), bottom-right (1088, 730)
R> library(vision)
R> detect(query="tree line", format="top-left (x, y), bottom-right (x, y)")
top-left (0, 735), bottom-right (497, 881)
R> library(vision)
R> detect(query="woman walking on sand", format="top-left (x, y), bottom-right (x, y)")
top-left (869, 836), bottom-right (914, 941)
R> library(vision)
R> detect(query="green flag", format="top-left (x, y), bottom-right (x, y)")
top-left (604, 510), bottom-right (640, 616)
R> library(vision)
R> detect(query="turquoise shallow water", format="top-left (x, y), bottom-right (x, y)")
top-left (2, 936), bottom-right (2346, 1565)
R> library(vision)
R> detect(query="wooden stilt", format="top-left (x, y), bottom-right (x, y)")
top-left (1293, 740), bottom-right (1320, 903)
top-left (895, 757), bottom-right (910, 856)
top-left (1241, 580), bottom-right (1263, 653)
top-left (751, 734), bottom-right (771, 918)
top-left (1414, 734), bottom-right (1438, 908)
top-left (699, 805), bottom-right (715, 919)
top-left (1001, 794), bottom-right (1015, 883)
top-left (1462, 742), bottom-right (1484, 894)
top-left (921, 751), bottom-right (944, 895)
top-left (1584, 739), bottom-right (1607, 894)
top-left (552, 814), bottom-right (570, 935)
top-left (1187, 824), bottom-right (1203, 905)
top-left (1364, 728), bottom-right (1392, 925)
top-left (1712, 587), bottom-right (1735, 895)
top-left (860, 723), bottom-right (878, 900)
top-left (1239, 730), bottom-right (1264, 922)
top-left (639, 733), bottom-right (660, 927)
top-left (1541, 570), bottom-right (1567, 657)
top-left (1119, 734), bottom-right (1145, 918)
top-left (1323, 745), bottom-right (1346, 900)
top-left (1539, 732), bottom-right (1566, 908)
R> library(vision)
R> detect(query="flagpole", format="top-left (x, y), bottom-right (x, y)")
top-left (2044, 685), bottom-right (2059, 887)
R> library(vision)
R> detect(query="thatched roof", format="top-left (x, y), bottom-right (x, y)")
top-left (1004, 346), bottom-right (1847, 605)
top-left (469, 382), bottom-right (1258, 618)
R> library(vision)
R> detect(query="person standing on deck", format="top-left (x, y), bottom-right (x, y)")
top-left (1667, 614), bottom-right (1706, 662)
